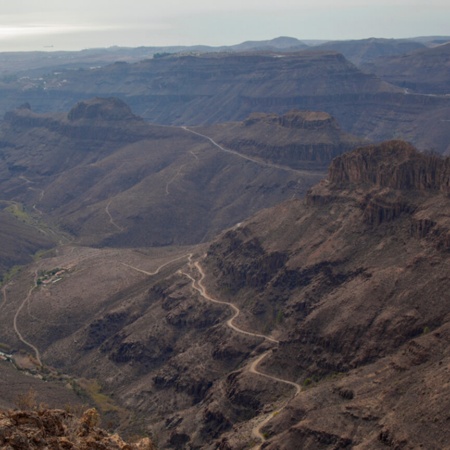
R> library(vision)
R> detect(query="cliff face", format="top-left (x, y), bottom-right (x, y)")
top-left (329, 140), bottom-right (450, 192)
top-left (67, 97), bottom-right (142, 122)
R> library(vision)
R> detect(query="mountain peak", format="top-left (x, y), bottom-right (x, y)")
top-left (67, 97), bottom-right (140, 122)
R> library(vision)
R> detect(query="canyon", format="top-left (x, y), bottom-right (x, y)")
top-left (0, 37), bottom-right (449, 449)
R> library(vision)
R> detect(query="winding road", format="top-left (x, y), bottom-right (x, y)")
top-left (181, 262), bottom-right (278, 344)
top-left (182, 126), bottom-right (321, 176)
top-left (180, 259), bottom-right (302, 448)
top-left (10, 273), bottom-right (42, 366)
top-left (6, 252), bottom-right (193, 372)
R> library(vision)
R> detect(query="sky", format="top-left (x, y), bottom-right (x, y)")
top-left (0, 0), bottom-right (449, 52)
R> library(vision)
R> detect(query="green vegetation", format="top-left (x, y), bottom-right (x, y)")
top-left (275, 309), bottom-right (284, 324)
top-left (77, 379), bottom-right (120, 414)
top-left (302, 371), bottom-right (345, 390)
top-left (34, 248), bottom-right (56, 261)
top-left (5, 203), bottom-right (34, 225)
top-left (0, 265), bottom-right (22, 286)
top-left (0, 342), bottom-right (11, 352)
top-left (302, 376), bottom-right (318, 388)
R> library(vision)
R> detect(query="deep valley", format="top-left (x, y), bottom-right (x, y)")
top-left (0, 37), bottom-right (449, 450)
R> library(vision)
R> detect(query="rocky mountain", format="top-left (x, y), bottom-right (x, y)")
top-left (1, 49), bottom-right (449, 154)
top-left (0, 140), bottom-right (448, 449)
top-left (230, 36), bottom-right (307, 52)
top-left (362, 42), bottom-right (450, 94)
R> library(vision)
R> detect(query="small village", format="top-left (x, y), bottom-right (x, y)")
top-left (36, 268), bottom-right (67, 286)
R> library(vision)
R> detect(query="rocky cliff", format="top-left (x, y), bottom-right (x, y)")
top-left (328, 140), bottom-right (450, 192)
top-left (199, 141), bottom-right (450, 448)
top-left (362, 42), bottom-right (450, 95)
top-left (0, 408), bottom-right (154, 449)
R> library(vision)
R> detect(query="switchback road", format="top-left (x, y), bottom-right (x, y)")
top-left (180, 259), bottom-right (302, 448)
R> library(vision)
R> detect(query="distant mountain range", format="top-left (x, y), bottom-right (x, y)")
top-left (1, 35), bottom-right (448, 77)
top-left (0, 38), bottom-right (450, 153)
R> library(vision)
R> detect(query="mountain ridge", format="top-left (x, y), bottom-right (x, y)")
top-left (2, 49), bottom-right (448, 154)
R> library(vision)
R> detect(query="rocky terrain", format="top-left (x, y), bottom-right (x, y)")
top-left (0, 99), bottom-right (356, 262)
top-left (0, 37), bottom-right (308, 79)
top-left (0, 407), bottom-right (155, 449)
top-left (0, 140), bottom-right (448, 449)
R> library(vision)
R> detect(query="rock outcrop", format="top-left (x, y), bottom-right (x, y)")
top-left (67, 97), bottom-right (141, 122)
top-left (329, 140), bottom-right (450, 192)
top-left (0, 408), bottom-right (155, 449)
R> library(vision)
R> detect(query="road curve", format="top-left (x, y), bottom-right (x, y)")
top-left (121, 253), bottom-right (193, 277)
top-left (181, 261), bottom-right (279, 344)
top-left (249, 351), bottom-right (302, 449)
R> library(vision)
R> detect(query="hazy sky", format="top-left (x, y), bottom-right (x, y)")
top-left (0, 0), bottom-right (449, 51)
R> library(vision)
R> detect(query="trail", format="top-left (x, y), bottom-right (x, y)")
top-left (121, 253), bottom-right (192, 276)
top-left (105, 200), bottom-right (124, 232)
top-left (0, 285), bottom-right (7, 313)
top-left (165, 164), bottom-right (185, 196)
top-left (30, 187), bottom-right (46, 215)
top-left (11, 273), bottom-right (42, 366)
top-left (182, 126), bottom-right (321, 176)
top-left (19, 175), bottom-right (45, 214)
top-left (180, 259), bottom-right (303, 448)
